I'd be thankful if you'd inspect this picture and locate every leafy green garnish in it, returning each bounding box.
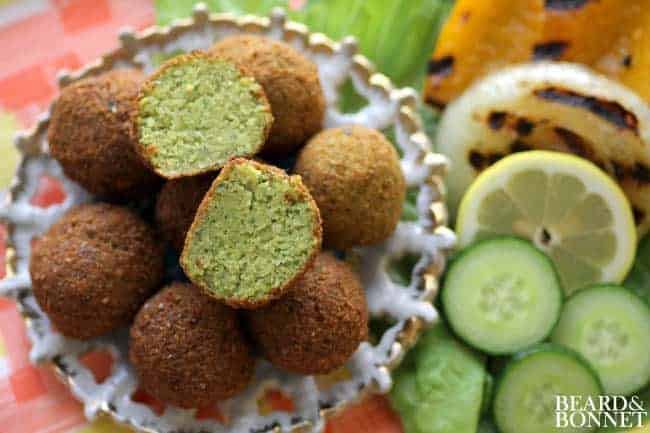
[480,372,494,416]
[419,104,441,151]
[624,234,650,307]
[294,0,453,90]
[337,79,368,113]
[399,187,419,223]
[368,317,397,345]
[387,253,420,286]
[477,418,499,433]
[390,323,486,433]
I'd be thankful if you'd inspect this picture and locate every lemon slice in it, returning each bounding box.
[457,151,637,294]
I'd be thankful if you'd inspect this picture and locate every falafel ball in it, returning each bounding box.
[30,204,165,340]
[129,283,255,407]
[181,158,322,309]
[246,252,368,375]
[210,35,325,156]
[48,69,161,201]
[155,174,214,252]
[294,125,405,250]
[135,52,273,179]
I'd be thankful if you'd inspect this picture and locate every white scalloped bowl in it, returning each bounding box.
[0,6,454,433]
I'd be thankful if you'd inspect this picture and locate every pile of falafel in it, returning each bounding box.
[30,35,406,409]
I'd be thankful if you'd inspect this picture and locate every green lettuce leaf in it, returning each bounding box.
[624,234,650,307]
[292,0,453,89]
[390,323,486,433]
[155,0,288,27]
[477,418,498,433]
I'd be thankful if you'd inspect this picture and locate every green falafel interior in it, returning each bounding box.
[181,158,322,308]
[136,53,273,178]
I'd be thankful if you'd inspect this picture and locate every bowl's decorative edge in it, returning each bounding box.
[0,4,456,433]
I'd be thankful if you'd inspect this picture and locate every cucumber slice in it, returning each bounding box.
[390,324,485,433]
[551,285,650,395]
[493,344,603,433]
[442,236,563,354]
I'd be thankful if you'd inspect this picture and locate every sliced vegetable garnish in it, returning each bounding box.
[551,285,650,395]
[456,151,637,294]
[442,236,562,354]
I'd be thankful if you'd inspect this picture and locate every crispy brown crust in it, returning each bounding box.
[134,51,274,179]
[245,252,368,374]
[129,283,255,407]
[29,204,165,340]
[47,69,162,201]
[209,35,325,156]
[155,173,215,252]
[180,158,322,309]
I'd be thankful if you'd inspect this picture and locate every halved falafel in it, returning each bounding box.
[246,252,368,375]
[210,35,325,156]
[30,204,164,339]
[294,125,406,250]
[129,283,255,407]
[48,69,161,201]
[135,52,273,178]
[181,158,322,309]
[155,173,215,252]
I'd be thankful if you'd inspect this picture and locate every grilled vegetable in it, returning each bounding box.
[436,62,650,235]
[539,0,642,65]
[540,0,650,101]
[425,0,650,105]
[423,0,544,107]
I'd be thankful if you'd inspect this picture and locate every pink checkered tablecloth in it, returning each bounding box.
[0,2,155,432]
